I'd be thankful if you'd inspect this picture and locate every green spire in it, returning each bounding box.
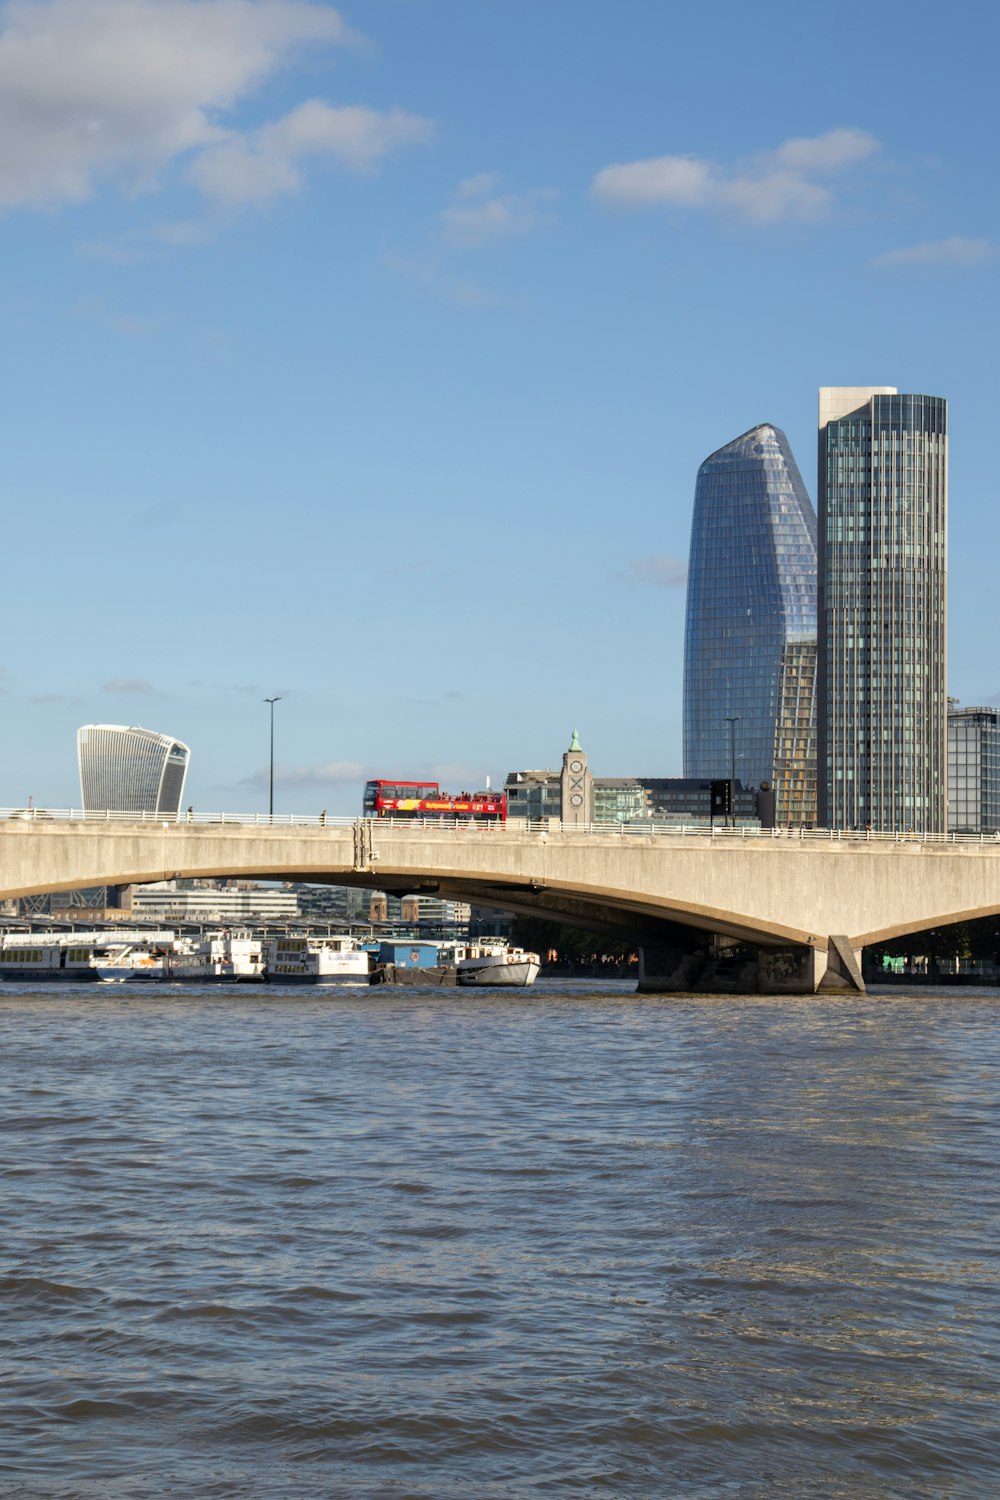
[569,729,582,751]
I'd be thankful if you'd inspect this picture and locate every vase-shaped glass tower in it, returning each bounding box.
[683,424,818,824]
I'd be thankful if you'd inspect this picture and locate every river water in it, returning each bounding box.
[1,982,999,1498]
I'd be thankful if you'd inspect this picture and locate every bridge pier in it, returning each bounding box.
[639,937,866,996]
[755,940,864,994]
[637,943,710,994]
[756,945,822,994]
[813,935,866,994]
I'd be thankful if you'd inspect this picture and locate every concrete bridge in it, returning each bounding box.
[3,812,1000,992]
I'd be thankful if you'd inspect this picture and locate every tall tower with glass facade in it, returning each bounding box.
[683,424,818,824]
[817,387,947,832]
[77,725,190,816]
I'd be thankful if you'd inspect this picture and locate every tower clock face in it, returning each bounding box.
[570,792,584,807]
[569,759,584,773]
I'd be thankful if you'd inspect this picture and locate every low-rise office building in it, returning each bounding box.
[129,881,300,922]
[948,703,1000,834]
[504,769,761,826]
[294,885,371,923]
[400,895,472,926]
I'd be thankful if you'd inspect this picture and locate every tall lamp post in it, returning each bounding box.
[264,696,281,820]
[725,716,740,828]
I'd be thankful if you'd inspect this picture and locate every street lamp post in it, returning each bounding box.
[725,716,740,828]
[264,696,282,820]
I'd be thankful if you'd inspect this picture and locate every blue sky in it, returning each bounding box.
[2,0,997,812]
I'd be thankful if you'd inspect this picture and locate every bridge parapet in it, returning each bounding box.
[3,806,1000,848]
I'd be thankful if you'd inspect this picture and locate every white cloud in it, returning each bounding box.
[441,173,556,248]
[592,127,879,224]
[592,155,713,209]
[0,0,427,213]
[624,555,688,589]
[190,99,433,204]
[771,128,878,173]
[719,170,831,224]
[454,171,500,200]
[154,219,215,247]
[242,760,365,791]
[871,236,995,270]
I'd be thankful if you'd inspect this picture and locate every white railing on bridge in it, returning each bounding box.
[0,808,359,828]
[1,807,999,848]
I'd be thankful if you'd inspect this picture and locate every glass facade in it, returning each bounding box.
[948,705,1000,834]
[77,724,190,816]
[641,778,759,824]
[593,782,647,822]
[683,424,818,824]
[504,771,563,820]
[818,390,947,832]
[503,772,760,825]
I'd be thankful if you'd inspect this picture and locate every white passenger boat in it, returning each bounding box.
[0,937,100,983]
[169,932,264,982]
[93,940,172,982]
[454,942,540,987]
[265,935,370,985]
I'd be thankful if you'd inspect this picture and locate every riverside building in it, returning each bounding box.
[948,703,1000,834]
[683,424,818,825]
[77,724,190,816]
[505,769,762,827]
[128,881,299,922]
[817,388,947,833]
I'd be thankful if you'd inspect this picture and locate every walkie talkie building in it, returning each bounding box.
[683,424,818,825]
[77,725,190,816]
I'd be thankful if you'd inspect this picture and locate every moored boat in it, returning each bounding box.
[0,936,100,983]
[169,932,265,982]
[264,935,369,985]
[368,940,540,987]
[368,940,455,986]
[93,940,172,982]
[455,942,540,987]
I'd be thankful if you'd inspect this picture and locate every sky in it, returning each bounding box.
[1,0,998,814]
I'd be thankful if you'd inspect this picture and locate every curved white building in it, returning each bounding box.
[77,725,190,816]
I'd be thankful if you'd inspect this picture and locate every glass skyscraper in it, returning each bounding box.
[77,724,190,816]
[683,424,818,824]
[818,388,947,833]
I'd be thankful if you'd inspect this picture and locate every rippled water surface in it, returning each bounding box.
[2,983,1000,1497]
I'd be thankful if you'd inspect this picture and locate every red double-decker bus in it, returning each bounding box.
[363,779,507,822]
